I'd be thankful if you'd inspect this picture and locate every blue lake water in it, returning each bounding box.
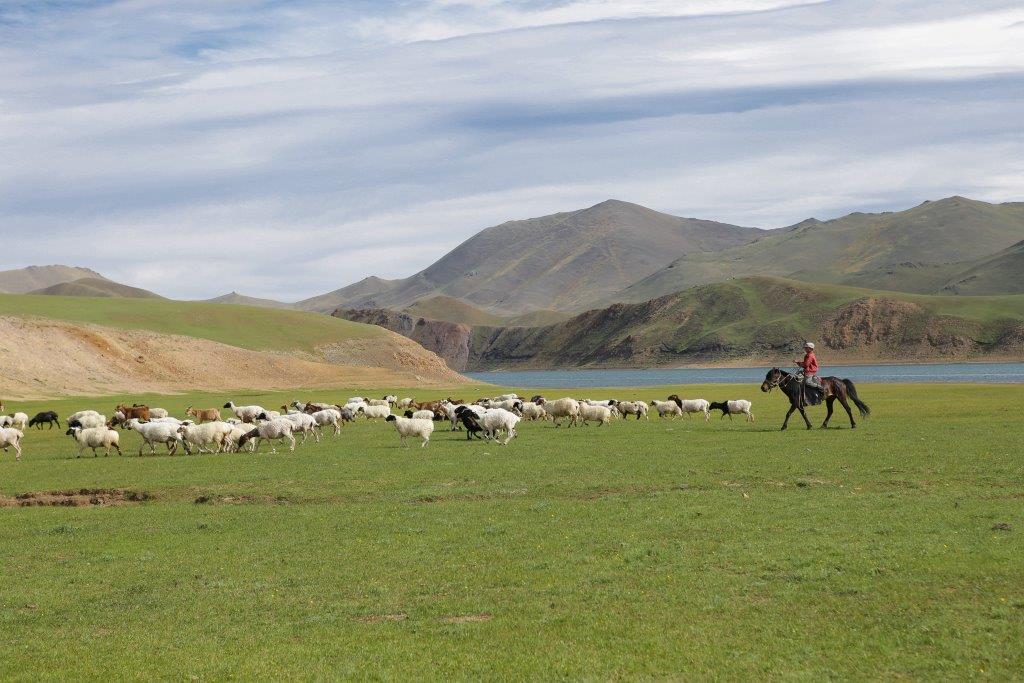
[466,362,1024,388]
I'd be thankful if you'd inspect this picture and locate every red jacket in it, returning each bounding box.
[799,350,818,374]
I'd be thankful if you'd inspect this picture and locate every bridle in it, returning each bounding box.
[763,369,795,393]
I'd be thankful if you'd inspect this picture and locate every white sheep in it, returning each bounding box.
[148,408,169,419]
[518,401,548,421]
[10,412,28,430]
[539,398,580,427]
[494,393,519,401]
[478,408,521,445]
[148,416,184,426]
[309,408,343,436]
[407,409,435,421]
[69,413,107,430]
[223,401,265,424]
[224,424,257,453]
[396,397,415,409]
[383,394,398,405]
[385,415,435,448]
[67,410,100,423]
[674,398,711,422]
[358,404,391,420]
[126,418,183,456]
[0,427,24,461]
[66,426,121,457]
[651,400,683,419]
[237,419,296,453]
[616,401,649,420]
[281,411,319,444]
[177,421,234,454]
[578,402,612,426]
[709,400,754,422]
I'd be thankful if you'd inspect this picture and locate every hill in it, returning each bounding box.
[339,278,1024,370]
[0,294,466,398]
[939,240,1024,295]
[0,265,108,293]
[28,277,163,299]
[300,200,762,314]
[204,291,294,309]
[616,197,1024,302]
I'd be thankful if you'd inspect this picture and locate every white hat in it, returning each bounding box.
[804,341,815,349]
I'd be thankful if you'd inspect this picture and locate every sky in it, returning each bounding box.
[1,0,1022,301]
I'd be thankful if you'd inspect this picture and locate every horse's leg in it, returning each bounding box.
[799,406,812,430]
[781,404,796,430]
[837,392,857,429]
[822,397,835,428]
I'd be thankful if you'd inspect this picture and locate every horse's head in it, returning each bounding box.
[761,367,784,393]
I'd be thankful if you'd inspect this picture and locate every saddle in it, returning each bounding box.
[796,372,824,406]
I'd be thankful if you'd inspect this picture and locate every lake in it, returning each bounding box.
[466,362,1024,388]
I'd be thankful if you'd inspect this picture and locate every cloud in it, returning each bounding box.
[0,0,1022,300]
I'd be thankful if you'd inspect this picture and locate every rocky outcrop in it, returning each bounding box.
[337,308,474,370]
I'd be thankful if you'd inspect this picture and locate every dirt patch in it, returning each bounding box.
[355,613,408,623]
[992,522,1012,531]
[0,488,152,508]
[0,316,468,400]
[440,613,492,623]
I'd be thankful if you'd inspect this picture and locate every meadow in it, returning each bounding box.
[1,383,1022,679]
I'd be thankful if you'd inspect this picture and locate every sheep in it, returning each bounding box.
[404,409,436,421]
[616,401,649,420]
[0,416,10,428]
[66,426,121,457]
[222,401,265,424]
[584,399,619,408]
[147,408,169,419]
[650,400,683,419]
[68,410,100,423]
[148,416,184,426]
[186,406,221,423]
[346,396,368,404]
[224,424,257,453]
[578,402,612,426]
[28,411,60,429]
[454,406,486,440]
[10,412,28,431]
[482,398,523,413]
[338,406,356,424]
[384,415,435,448]
[256,410,281,422]
[538,398,580,427]
[396,397,415,409]
[309,408,343,436]
[357,404,391,420]
[0,428,23,461]
[126,418,183,456]
[177,421,234,454]
[69,413,107,430]
[494,393,519,401]
[280,411,319,444]
[438,401,461,430]
[708,400,754,422]
[518,401,548,421]
[383,394,398,406]
[237,420,296,454]
[477,408,521,445]
[667,396,711,422]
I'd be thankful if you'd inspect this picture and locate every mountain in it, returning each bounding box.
[204,291,293,309]
[29,277,162,299]
[0,265,108,294]
[301,200,762,314]
[338,277,1024,370]
[939,240,1024,295]
[402,295,505,325]
[617,197,1024,302]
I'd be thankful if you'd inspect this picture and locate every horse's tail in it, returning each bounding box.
[842,379,870,417]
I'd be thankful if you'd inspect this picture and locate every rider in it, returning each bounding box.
[795,341,821,390]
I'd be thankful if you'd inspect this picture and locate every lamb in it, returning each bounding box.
[66,425,121,457]
[384,415,435,448]
[383,394,398,406]
[357,404,391,420]
[177,421,234,454]
[518,401,548,421]
[708,400,754,422]
[126,418,183,456]
[0,428,23,461]
[237,419,296,453]
[650,400,683,419]
[222,401,265,424]
[616,401,649,420]
[477,408,521,445]
[186,406,221,423]
[538,398,580,427]
[28,411,60,429]
[280,411,319,444]
[309,408,343,436]
[10,412,28,431]
[224,424,257,453]
[667,396,710,422]
[584,399,619,408]
[578,402,612,426]
[69,413,107,430]
[405,409,436,421]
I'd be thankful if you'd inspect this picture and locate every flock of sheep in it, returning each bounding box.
[0,392,755,460]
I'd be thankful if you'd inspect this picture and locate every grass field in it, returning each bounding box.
[1,384,1022,679]
[0,294,381,352]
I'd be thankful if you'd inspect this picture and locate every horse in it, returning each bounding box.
[760,368,870,430]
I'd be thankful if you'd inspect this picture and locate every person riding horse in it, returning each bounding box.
[795,342,822,392]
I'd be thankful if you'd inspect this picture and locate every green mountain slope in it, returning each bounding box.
[939,240,1024,295]
[203,291,294,309]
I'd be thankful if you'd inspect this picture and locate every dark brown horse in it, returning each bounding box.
[761,368,870,430]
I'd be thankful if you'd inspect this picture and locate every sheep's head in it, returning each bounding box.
[223,402,232,409]
[385,415,397,423]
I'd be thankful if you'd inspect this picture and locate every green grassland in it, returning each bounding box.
[0,294,382,353]
[1,383,1022,679]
